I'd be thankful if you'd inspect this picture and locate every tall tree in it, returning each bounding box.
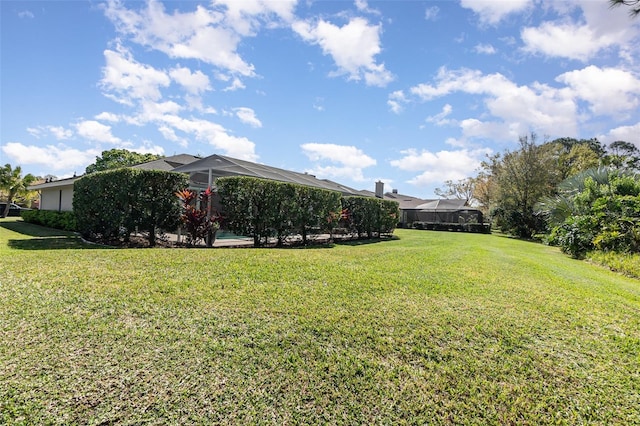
[545,137,605,179]
[85,149,163,174]
[434,177,476,204]
[609,0,640,17]
[0,164,36,218]
[605,140,640,170]
[486,133,559,238]
[472,171,498,215]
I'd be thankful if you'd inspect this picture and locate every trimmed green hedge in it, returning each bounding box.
[341,196,399,239]
[73,168,188,246]
[216,176,342,247]
[216,177,398,247]
[21,209,77,231]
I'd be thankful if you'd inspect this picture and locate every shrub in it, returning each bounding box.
[216,176,343,247]
[73,168,188,246]
[176,187,220,247]
[21,209,77,231]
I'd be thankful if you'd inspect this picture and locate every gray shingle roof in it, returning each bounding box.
[131,154,201,171]
[172,154,364,196]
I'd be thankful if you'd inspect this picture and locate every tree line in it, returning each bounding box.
[437,134,640,257]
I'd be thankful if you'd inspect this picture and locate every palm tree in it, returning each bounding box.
[0,164,36,218]
[536,167,613,226]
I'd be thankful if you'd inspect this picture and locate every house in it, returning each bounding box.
[171,154,366,196]
[27,154,201,212]
[27,153,368,212]
[361,181,484,228]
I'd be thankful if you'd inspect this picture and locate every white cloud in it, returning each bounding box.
[103,0,258,77]
[25,125,73,140]
[169,66,211,94]
[474,43,496,55]
[1,142,100,172]
[293,17,394,87]
[301,142,376,182]
[26,127,43,138]
[424,6,439,21]
[387,90,407,114]
[47,126,73,140]
[521,1,638,62]
[156,114,257,160]
[234,107,262,128]
[94,112,120,122]
[460,0,531,25]
[301,143,376,168]
[222,76,246,91]
[426,104,454,126]
[122,141,165,156]
[407,67,578,140]
[556,65,640,116]
[390,148,492,187]
[521,23,618,62]
[75,120,122,144]
[100,46,170,104]
[212,0,297,35]
[600,122,640,147]
[18,10,34,19]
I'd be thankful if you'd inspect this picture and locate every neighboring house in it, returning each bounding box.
[411,199,484,225]
[361,181,484,227]
[27,154,201,212]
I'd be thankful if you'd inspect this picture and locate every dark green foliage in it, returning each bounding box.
[292,185,342,244]
[545,170,640,258]
[85,149,163,174]
[341,197,399,239]
[216,177,395,247]
[21,209,77,231]
[73,169,188,246]
[216,176,343,247]
[483,134,559,239]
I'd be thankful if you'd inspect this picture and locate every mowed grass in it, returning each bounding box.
[1,219,639,425]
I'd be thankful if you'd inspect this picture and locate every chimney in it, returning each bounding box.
[375,181,384,198]
[392,189,398,194]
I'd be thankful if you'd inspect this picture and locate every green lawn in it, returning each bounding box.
[1,218,639,425]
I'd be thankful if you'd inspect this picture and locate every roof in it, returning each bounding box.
[358,190,431,210]
[415,199,473,211]
[131,154,201,171]
[28,175,80,190]
[28,153,200,190]
[172,154,364,196]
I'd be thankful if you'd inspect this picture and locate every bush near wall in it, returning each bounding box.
[21,209,77,231]
[73,168,188,246]
[341,196,399,239]
[216,176,343,247]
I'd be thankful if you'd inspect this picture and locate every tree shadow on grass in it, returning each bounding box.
[1,221,105,250]
[334,235,400,247]
[7,237,102,250]
[0,221,73,237]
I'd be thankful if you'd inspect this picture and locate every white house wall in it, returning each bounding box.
[40,185,74,211]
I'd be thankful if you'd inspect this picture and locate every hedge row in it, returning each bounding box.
[73,168,188,246]
[411,221,491,233]
[21,209,77,231]
[216,176,342,247]
[341,196,399,239]
[216,176,400,247]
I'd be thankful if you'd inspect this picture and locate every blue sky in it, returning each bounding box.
[1,0,639,198]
